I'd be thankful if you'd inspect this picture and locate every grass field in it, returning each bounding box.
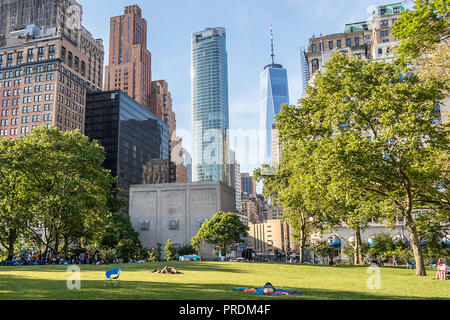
[0,261,448,300]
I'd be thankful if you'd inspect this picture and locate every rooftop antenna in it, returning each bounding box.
[270,24,275,65]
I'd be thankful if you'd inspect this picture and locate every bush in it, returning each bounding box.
[310,240,334,259]
[178,245,196,256]
[164,239,177,261]
[367,232,395,260]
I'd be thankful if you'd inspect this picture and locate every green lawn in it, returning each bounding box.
[0,262,448,300]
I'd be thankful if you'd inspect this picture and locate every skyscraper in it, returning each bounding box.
[104,5,152,111]
[191,27,230,184]
[260,26,289,165]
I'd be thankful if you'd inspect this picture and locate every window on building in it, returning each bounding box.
[311,59,319,73]
[346,39,351,47]
[329,41,333,49]
[337,40,342,48]
[355,37,360,46]
[311,44,316,52]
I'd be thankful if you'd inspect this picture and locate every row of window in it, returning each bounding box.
[0,64,87,91]
[61,46,86,76]
[21,94,54,103]
[312,37,363,52]
[1,99,20,107]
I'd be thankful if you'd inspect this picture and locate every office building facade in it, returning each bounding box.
[183,148,193,183]
[191,27,230,185]
[85,90,169,202]
[0,0,104,92]
[0,29,100,139]
[260,64,289,166]
[150,79,188,183]
[104,5,152,111]
[248,219,299,259]
[303,3,405,84]
[241,173,257,198]
[260,26,289,166]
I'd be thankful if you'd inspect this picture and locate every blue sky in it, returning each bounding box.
[78,0,412,175]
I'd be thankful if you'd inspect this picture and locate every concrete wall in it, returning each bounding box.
[129,182,236,258]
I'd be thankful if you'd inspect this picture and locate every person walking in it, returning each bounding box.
[79,252,85,265]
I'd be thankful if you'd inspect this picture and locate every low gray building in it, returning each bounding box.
[129,182,236,255]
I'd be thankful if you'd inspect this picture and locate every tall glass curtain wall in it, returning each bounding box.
[118,92,169,196]
[191,28,230,184]
[260,66,289,165]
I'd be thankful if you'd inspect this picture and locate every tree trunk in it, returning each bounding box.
[405,215,426,276]
[7,228,17,256]
[298,224,307,263]
[353,229,360,265]
[356,229,363,265]
[63,235,70,260]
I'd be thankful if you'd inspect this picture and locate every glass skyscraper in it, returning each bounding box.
[85,90,170,207]
[260,63,289,165]
[191,27,230,184]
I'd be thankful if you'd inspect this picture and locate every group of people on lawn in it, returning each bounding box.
[366,256,448,280]
[1,250,118,266]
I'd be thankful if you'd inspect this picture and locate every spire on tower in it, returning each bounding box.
[270,24,275,65]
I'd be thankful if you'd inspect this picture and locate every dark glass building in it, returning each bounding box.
[85,90,170,205]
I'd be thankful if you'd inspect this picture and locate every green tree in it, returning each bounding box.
[393,0,449,67]
[0,139,33,256]
[164,239,177,261]
[276,54,449,276]
[254,163,329,263]
[309,240,334,260]
[191,212,248,257]
[367,233,395,261]
[150,243,163,262]
[98,211,142,261]
[3,127,114,259]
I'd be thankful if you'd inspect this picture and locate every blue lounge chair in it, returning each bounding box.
[105,268,121,287]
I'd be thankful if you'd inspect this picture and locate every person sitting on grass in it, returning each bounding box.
[368,256,379,266]
[380,257,389,266]
[329,257,336,267]
[433,259,448,281]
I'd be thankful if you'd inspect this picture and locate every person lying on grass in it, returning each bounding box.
[262,283,288,295]
[152,266,183,274]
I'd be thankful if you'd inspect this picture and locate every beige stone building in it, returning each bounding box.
[267,206,284,220]
[241,193,263,224]
[129,182,236,259]
[304,3,404,83]
[248,219,298,258]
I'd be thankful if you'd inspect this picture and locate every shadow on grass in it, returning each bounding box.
[0,273,446,301]
[0,261,249,274]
